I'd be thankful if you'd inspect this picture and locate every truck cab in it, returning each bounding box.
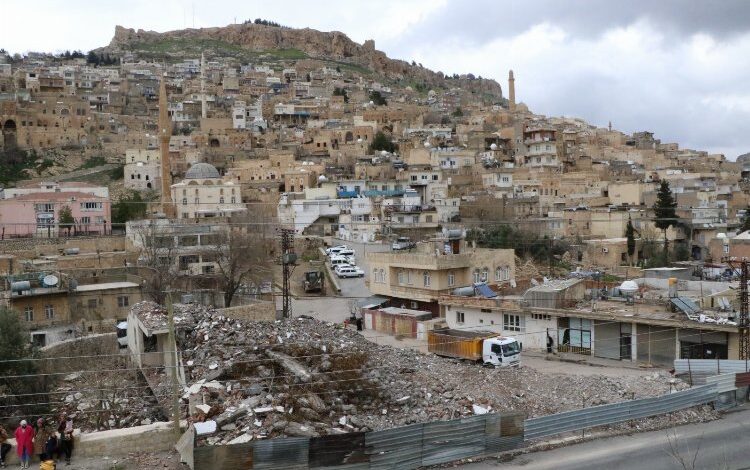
[482,337,521,367]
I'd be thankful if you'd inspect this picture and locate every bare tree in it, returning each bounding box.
[132,221,178,305]
[664,427,705,470]
[207,217,275,307]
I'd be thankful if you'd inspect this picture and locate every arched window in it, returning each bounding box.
[219,197,225,204]
[481,268,489,283]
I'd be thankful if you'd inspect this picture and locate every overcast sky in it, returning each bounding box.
[2,0,750,158]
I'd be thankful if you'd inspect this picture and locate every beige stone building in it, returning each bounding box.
[366,236,515,315]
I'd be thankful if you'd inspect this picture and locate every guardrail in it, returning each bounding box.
[674,359,750,384]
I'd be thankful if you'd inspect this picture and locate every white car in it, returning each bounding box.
[326,245,350,256]
[335,265,365,278]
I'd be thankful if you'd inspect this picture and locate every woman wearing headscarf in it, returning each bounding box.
[13,420,34,469]
[32,418,51,461]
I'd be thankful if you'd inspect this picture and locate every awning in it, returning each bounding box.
[358,295,389,309]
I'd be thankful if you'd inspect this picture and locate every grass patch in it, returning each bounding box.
[76,156,108,170]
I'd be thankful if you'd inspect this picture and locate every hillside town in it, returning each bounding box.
[0,17,749,470]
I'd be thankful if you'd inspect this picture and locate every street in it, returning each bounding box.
[460,408,750,470]
[285,239,389,323]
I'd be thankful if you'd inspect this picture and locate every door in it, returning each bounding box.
[620,334,632,360]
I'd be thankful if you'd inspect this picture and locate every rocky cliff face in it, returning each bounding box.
[102,24,503,99]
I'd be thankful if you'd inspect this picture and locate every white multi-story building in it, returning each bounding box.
[171,163,246,219]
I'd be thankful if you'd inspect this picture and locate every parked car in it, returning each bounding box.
[326,245,350,256]
[330,256,353,268]
[335,265,365,278]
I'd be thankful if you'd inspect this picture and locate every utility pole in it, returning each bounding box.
[165,291,182,441]
[724,257,749,362]
[279,228,296,318]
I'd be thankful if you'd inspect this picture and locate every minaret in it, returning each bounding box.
[508,70,516,112]
[158,75,174,217]
[200,52,207,119]
[608,121,612,132]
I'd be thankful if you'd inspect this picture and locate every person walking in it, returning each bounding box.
[13,420,34,469]
[0,425,11,468]
[32,419,50,462]
[56,414,73,466]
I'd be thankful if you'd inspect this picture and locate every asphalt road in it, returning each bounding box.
[287,239,390,323]
[461,408,750,470]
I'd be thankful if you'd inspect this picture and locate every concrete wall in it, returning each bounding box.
[4,421,178,464]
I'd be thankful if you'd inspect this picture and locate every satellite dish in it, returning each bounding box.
[490,143,498,150]
[424,141,431,148]
[43,275,59,287]
[381,150,388,156]
[318,175,328,183]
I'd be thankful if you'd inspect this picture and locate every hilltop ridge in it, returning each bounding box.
[97,23,504,99]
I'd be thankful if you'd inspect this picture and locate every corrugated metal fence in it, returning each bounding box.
[674,359,750,384]
[188,412,524,470]
[524,383,717,440]
[184,368,750,469]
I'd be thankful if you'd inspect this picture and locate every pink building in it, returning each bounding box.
[0,191,111,238]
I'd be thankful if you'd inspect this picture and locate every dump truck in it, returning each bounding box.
[427,329,521,367]
[302,271,324,293]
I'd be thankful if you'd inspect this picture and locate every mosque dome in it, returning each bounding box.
[185,163,220,179]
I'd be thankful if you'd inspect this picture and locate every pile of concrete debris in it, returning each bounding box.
[176,306,717,446]
[51,364,167,432]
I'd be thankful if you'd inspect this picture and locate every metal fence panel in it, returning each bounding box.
[736,372,750,387]
[194,443,253,470]
[484,413,524,454]
[525,384,718,440]
[251,437,309,470]
[674,360,750,384]
[705,374,738,394]
[421,416,487,467]
[365,423,424,470]
[308,433,368,469]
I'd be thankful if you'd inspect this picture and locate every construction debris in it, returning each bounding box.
[175,305,717,446]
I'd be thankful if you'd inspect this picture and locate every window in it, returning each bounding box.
[182,198,187,205]
[24,306,33,322]
[473,269,481,283]
[495,266,510,282]
[724,244,729,254]
[426,215,433,223]
[373,268,378,282]
[481,268,488,282]
[34,203,54,212]
[503,313,521,332]
[81,202,102,211]
[44,305,54,319]
[80,216,91,224]
[407,271,413,285]
[117,296,129,307]
[219,197,225,204]
[423,271,431,287]
[398,270,406,285]
[456,311,465,323]
[88,299,97,309]
[448,272,455,287]
[410,301,418,309]
[230,197,236,203]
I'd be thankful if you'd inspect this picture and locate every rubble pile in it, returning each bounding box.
[176,306,717,446]
[51,364,167,432]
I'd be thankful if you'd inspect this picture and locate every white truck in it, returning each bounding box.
[427,329,521,367]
